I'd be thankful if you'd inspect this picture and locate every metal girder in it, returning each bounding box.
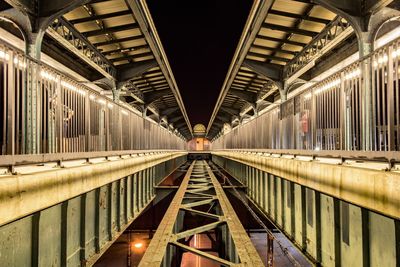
[102,44,148,56]
[4,0,35,15]
[213,120,224,128]
[256,34,306,47]
[242,59,282,81]
[169,115,184,124]
[143,89,171,105]
[216,113,231,123]
[47,17,116,79]
[69,10,131,24]
[268,9,331,24]
[220,106,241,116]
[0,153,187,266]
[5,0,89,18]
[251,44,297,55]
[139,161,264,267]
[40,0,89,17]
[110,52,153,62]
[247,52,290,62]
[256,99,272,112]
[366,0,394,13]
[117,59,158,85]
[284,16,353,83]
[262,22,318,37]
[219,109,236,121]
[160,107,179,117]
[174,121,188,129]
[148,113,159,122]
[94,35,143,47]
[82,23,139,37]
[120,91,145,104]
[229,89,257,104]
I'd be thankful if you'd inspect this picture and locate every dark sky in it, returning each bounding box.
[147,0,253,126]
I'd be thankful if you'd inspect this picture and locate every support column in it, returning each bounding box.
[112,81,120,103]
[25,31,46,154]
[358,31,374,151]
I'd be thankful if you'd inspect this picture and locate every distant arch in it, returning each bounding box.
[193,124,206,134]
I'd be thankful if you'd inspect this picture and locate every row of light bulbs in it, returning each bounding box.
[303,68,362,100]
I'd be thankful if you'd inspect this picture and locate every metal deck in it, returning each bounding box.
[139,160,264,267]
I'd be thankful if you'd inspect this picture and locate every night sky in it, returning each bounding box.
[147,0,253,126]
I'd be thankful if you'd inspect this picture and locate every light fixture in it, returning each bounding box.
[133,242,143,249]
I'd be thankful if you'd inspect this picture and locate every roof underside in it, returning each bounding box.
[58,0,192,139]
[206,0,341,139]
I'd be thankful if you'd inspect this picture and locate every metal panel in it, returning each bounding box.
[0,155,187,267]
[39,204,62,267]
[0,216,32,267]
[139,160,264,267]
[213,155,400,266]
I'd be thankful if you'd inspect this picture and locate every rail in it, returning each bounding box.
[0,39,185,156]
[213,35,400,152]
[139,160,264,266]
[0,149,184,167]
[213,148,400,164]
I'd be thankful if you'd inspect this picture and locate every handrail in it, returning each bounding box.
[214,149,400,163]
[0,149,186,167]
[0,37,186,156]
[212,34,400,152]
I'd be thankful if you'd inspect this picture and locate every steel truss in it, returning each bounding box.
[139,160,264,267]
[284,16,353,83]
[47,17,117,80]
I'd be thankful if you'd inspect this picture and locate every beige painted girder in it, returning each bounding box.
[0,151,187,227]
[212,151,400,220]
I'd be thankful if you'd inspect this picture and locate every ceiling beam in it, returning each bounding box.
[110,52,153,62]
[220,106,241,116]
[102,44,149,56]
[169,115,184,124]
[269,9,331,24]
[365,0,394,14]
[143,89,171,105]
[251,44,297,55]
[216,113,231,123]
[256,35,306,47]
[69,10,131,24]
[262,22,318,37]
[229,89,257,103]
[117,59,158,85]
[160,107,179,117]
[95,35,144,47]
[83,23,139,37]
[247,52,290,62]
[212,121,224,128]
[242,59,283,81]
[175,121,187,129]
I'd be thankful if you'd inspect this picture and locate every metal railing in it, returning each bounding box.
[213,36,400,152]
[0,40,185,156]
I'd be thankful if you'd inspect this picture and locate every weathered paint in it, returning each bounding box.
[212,151,400,220]
[0,152,187,227]
[0,154,187,267]
[213,154,400,267]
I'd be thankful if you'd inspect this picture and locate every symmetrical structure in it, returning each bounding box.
[0,0,400,266]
